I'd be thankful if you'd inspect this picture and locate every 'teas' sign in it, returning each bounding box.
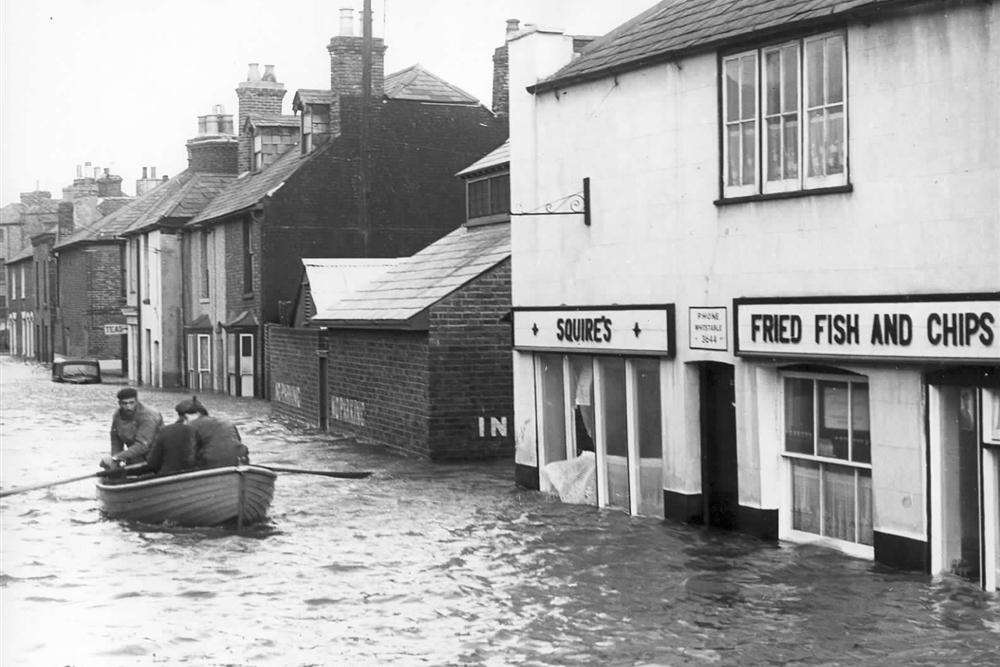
[735,295,1000,361]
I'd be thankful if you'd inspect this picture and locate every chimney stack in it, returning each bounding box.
[136,166,162,196]
[187,108,239,174]
[492,19,519,118]
[235,62,286,172]
[97,169,124,197]
[327,7,386,136]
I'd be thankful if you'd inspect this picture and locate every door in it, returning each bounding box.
[700,362,739,529]
[239,334,254,397]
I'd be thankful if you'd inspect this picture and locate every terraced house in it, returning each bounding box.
[508,0,999,590]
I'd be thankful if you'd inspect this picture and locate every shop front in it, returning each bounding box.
[735,293,999,589]
[513,305,675,518]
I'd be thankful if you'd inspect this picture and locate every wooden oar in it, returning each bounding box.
[255,465,373,479]
[0,470,110,498]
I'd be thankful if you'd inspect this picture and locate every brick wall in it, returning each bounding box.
[187,137,239,174]
[266,324,321,427]
[56,242,125,359]
[325,329,430,456]
[236,82,286,173]
[327,35,386,136]
[427,258,513,460]
[224,215,261,317]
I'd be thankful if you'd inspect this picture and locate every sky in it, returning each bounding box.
[1,0,660,203]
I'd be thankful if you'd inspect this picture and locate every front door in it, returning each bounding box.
[700,362,739,529]
[238,333,254,397]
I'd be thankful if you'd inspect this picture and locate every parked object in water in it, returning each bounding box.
[51,359,102,384]
[96,465,276,527]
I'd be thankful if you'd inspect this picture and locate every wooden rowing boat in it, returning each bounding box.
[96,465,277,527]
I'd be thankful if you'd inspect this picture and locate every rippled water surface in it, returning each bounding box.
[2,358,998,665]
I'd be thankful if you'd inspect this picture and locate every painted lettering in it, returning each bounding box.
[815,314,860,345]
[928,311,996,347]
[555,316,613,343]
[870,313,913,346]
[751,314,802,344]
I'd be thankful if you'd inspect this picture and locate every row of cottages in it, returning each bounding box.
[5,171,133,361]
[124,12,508,403]
[507,0,999,592]
[268,140,513,459]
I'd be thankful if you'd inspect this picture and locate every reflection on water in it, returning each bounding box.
[2,359,999,665]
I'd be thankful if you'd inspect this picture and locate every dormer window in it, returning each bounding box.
[301,111,313,154]
[466,172,510,224]
[253,133,264,171]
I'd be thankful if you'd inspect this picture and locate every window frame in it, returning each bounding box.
[465,171,511,225]
[719,30,849,202]
[199,229,210,301]
[242,218,254,295]
[253,132,263,171]
[779,369,873,559]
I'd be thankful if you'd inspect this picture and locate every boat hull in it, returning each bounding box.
[96,465,276,526]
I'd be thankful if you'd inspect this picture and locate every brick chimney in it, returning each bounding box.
[327,7,386,136]
[135,166,162,196]
[186,106,239,173]
[235,63,286,172]
[19,190,52,207]
[492,19,519,117]
[97,168,124,197]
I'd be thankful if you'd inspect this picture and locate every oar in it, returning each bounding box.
[0,464,146,498]
[255,465,372,479]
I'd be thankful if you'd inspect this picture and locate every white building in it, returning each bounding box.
[508,0,999,590]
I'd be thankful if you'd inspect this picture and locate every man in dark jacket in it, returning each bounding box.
[138,420,197,476]
[175,397,250,469]
[100,387,163,469]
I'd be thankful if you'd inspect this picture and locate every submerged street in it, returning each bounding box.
[1,357,998,665]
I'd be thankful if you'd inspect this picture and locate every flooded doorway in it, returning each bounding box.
[699,362,738,529]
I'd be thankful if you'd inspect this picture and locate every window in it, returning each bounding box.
[253,133,263,170]
[301,110,313,154]
[722,32,847,199]
[20,265,25,298]
[242,218,253,294]
[200,229,210,300]
[783,373,872,549]
[466,173,510,221]
[141,235,150,298]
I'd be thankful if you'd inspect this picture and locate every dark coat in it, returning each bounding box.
[190,417,249,469]
[110,402,164,463]
[143,422,197,475]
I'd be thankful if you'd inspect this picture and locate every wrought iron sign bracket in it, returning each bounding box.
[511,177,591,226]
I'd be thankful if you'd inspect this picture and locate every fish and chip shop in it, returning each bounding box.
[512,294,1000,591]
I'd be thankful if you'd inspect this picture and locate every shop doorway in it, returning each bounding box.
[699,362,739,529]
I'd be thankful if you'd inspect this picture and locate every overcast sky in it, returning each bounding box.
[1,0,658,203]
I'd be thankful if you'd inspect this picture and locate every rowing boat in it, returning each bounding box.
[96,465,277,527]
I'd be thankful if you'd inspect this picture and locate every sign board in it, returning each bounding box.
[273,382,301,408]
[513,306,675,356]
[689,307,728,351]
[103,324,128,336]
[735,295,1000,362]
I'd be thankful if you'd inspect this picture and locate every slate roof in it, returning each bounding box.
[293,89,334,109]
[456,140,510,178]
[7,244,34,263]
[384,65,480,104]
[53,196,146,250]
[311,222,510,326]
[188,143,310,225]
[303,259,399,315]
[532,0,901,93]
[120,170,238,235]
[246,112,300,129]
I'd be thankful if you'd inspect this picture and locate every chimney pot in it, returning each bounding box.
[247,63,261,81]
[262,65,276,82]
[150,166,156,178]
[162,175,168,181]
[93,166,101,179]
[76,164,82,178]
[505,18,520,36]
[85,161,92,167]
[213,103,225,114]
[104,168,110,177]
[142,167,148,179]
[339,8,354,36]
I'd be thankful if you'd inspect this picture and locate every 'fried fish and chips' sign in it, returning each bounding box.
[735,296,1000,362]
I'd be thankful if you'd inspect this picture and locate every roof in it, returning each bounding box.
[293,89,334,108]
[53,196,143,249]
[302,258,399,314]
[532,0,899,93]
[456,140,510,177]
[115,169,238,234]
[188,142,309,225]
[246,113,300,129]
[384,65,480,104]
[7,244,34,263]
[311,222,510,326]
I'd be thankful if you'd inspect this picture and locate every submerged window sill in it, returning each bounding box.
[715,184,853,207]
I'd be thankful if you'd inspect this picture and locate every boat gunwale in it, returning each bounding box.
[96,465,276,492]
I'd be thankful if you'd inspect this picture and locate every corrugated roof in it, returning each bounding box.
[303,258,399,314]
[246,112,300,128]
[532,0,896,93]
[384,64,480,104]
[188,142,310,225]
[312,222,510,325]
[457,140,510,177]
[120,170,238,234]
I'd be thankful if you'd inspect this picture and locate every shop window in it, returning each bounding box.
[783,372,872,548]
[721,31,847,199]
[599,357,629,511]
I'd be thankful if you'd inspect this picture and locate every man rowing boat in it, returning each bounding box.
[174,397,250,468]
[100,388,163,470]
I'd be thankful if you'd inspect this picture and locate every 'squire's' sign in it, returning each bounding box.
[513,306,675,356]
[735,295,1000,362]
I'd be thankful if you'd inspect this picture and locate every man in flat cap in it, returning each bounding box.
[100,387,164,470]
[175,396,249,469]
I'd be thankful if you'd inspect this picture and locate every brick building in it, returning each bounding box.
[0,201,27,350]
[182,13,507,399]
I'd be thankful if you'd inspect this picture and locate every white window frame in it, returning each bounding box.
[253,133,263,170]
[779,369,873,559]
[20,265,25,298]
[721,30,848,199]
[761,41,801,193]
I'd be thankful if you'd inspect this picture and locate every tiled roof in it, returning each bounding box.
[532,0,895,92]
[303,258,399,314]
[188,142,310,225]
[53,196,142,249]
[311,222,510,325]
[293,89,334,109]
[246,112,300,128]
[456,140,510,177]
[120,170,238,235]
[7,244,34,263]
[384,65,479,104]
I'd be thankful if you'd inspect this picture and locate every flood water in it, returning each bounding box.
[1,357,998,665]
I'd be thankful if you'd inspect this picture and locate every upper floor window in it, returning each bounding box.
[200,229,211,300]
[242,218,253,294]
[301,111,313,154]
[20,265,26,298]
[721,31,847,199]
[467,172,510,223]
[141,235,151,298]
[253,133,264,171]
